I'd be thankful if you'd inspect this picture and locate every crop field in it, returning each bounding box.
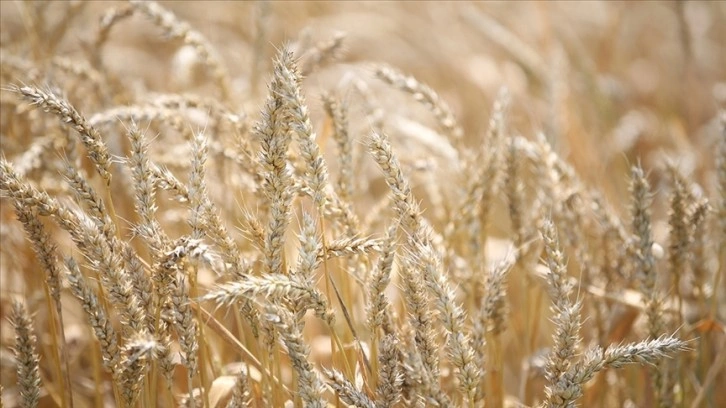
[0,1,724,407]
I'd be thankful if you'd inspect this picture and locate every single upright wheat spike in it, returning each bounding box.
[398,257,439,379]
[172,274,200,405]
[322,93,354,202]
[226,369,252,408]
[541,219,582,406]
[410,235,479,404]
[256,47,295,276]
[128,123,168,254]
[10,301,41,408]
[119,333,158,407]
[688,199,710,302]
[718,111,726,267]
[367,224,397,333]
[630,164,672,406]
[266,305,325,408]
[368,131,421,233]
[64,257,121,377]
[277,48,331,212]
[13,206,62,303]
[666,164,691,298]
[375,334,404,408]
[449,88,508,260]
[482,257,514,336]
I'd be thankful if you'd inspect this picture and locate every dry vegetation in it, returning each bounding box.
[1,1,725,407]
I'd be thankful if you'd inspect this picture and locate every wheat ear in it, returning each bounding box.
[266,305,325,408]
[130,0,231,102]
[10,300,42,408]
[14,85,113,185]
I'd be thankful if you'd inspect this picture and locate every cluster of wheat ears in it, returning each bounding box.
[0,1,725,408]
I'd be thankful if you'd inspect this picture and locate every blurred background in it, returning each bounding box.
[2,1,724,204]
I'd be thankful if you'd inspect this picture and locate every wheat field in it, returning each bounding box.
[0,1,725,407]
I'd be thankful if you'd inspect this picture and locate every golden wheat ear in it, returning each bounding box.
[10,300,42,408]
